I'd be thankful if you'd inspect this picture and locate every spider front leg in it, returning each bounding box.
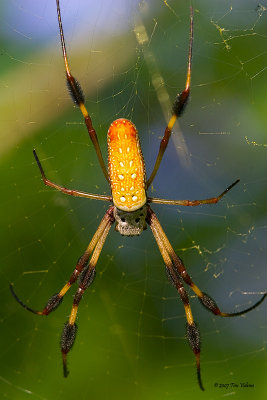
[10,207,114,316]
[148,206,266,316]
[171,247,266,317]
[166,265,204,391]
[147,205,266,390]
[61,218,114,377]
[148,206,266,317]
[147,206,204,390]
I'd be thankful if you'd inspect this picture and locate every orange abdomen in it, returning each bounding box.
[108,119,146,211]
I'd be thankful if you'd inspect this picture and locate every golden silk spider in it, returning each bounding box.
[10,0,266,390]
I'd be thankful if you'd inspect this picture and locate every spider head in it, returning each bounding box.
[114,206,147,236]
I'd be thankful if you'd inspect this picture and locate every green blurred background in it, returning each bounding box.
[1,1,266,399]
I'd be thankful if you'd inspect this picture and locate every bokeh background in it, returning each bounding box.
[1,1,266,399]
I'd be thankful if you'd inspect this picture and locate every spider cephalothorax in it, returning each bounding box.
[10,0,266,391]
[114,206,147,236]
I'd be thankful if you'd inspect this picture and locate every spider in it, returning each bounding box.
[10,0,266,391]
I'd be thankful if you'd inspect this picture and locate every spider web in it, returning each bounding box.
[1,1,266,399]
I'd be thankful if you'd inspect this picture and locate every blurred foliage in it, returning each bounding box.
[1,1,266,399]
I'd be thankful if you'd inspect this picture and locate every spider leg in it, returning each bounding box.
[148,179,240,206]
[146,7,193,189]
[10,207,115,316]
[56,0,109,182]
[147,206,204,390]
[147,206,266,318]
[171,251,266,317]
[33,150,112,202]
[61,218,114,377]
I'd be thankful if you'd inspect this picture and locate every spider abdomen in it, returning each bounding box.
[108,119,146,212]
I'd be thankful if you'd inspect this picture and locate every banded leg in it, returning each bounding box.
[61,220,113,377]
[33,150,112,202]
[147,207,204,390]
[147,205,266,317]
[146,7,193,188]
[10,207,115,316]
[148,179,240,206]
[56,0,109,182]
